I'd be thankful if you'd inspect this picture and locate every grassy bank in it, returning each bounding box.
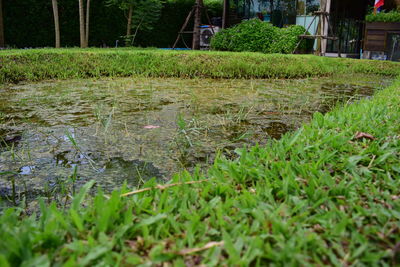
[0,51,399,265]
[0,48,399,84]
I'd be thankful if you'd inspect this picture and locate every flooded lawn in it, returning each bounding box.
[0,74,392,205]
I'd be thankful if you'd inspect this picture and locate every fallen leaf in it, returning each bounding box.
[354,132,375,140]
[178,241,224,255]
[144,125,160,129]
[313,224,324,233]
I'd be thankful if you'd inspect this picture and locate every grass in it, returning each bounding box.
[0,50,400,266]
[0,48,399,84]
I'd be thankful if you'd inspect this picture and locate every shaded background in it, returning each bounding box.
[2,0,222,48]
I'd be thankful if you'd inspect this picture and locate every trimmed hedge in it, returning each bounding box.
[211,19,314,54]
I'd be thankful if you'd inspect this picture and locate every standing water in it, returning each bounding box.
[0,74,392,206]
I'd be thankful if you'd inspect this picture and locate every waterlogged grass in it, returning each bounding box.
[0,77,400,264]
[0,48,400,84]
[0,75,388,206]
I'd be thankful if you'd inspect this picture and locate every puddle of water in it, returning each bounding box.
[0,74,392,206]
[19,165,36,175]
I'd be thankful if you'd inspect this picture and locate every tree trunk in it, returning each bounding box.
[78,0,87,48]
[126,5,133,36]
[0,0,4,48]
[85,0,90,46]
[52,0,60,48]
[222,0,229,29]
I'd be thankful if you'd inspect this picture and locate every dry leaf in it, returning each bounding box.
[249,188,256,194]
[313,224,324,233]
[178,241,224,255]
[354,132,375,140]
[121,179,209,197]
[144,125,161,129]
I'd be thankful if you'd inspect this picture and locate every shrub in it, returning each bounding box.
[211,19,280,53]
[211,19,313,54]
[366,10,400,23]
[272,25,314,54]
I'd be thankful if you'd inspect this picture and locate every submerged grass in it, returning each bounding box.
[0,48,400,84]
[0,51,399,265]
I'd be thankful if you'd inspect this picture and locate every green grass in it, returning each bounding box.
[0,48,399,84]
[0,50,400,266]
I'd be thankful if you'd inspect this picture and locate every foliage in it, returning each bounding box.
[211,19,314,54]
[1,0,221,48]
[134,0,222,48]
[131,0,163,32]
[106,0,163,34]
[203,0,223,17]
[2,0,125,48]
[366,10,400,23]
[272,24,314,53]
[211,19,280,53]
[0,49,399,84]
[0,58,400,265]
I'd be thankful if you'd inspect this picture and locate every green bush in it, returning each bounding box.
[366,10,400,23]
[211,19,279,53]
[273,25,314,54]
[211,19,314,54]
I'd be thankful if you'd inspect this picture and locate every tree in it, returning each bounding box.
[79,0,86,47]
[52,0,61,48]
[79,0,91,47]
[106,0,162,46]
[0,0,4,47]
[85,0,90,45]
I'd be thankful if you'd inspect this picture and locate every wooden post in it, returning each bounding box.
[172,8,194,49]
[192,0,202,50]
[222,0,229,29]
[321,0,331,56]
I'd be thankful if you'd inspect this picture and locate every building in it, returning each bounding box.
[221,0,400,58]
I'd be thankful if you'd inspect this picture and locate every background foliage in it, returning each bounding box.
[211,19,313,54]
[2,0,221,48]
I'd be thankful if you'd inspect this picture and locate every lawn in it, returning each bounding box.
[0,49,399,266]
